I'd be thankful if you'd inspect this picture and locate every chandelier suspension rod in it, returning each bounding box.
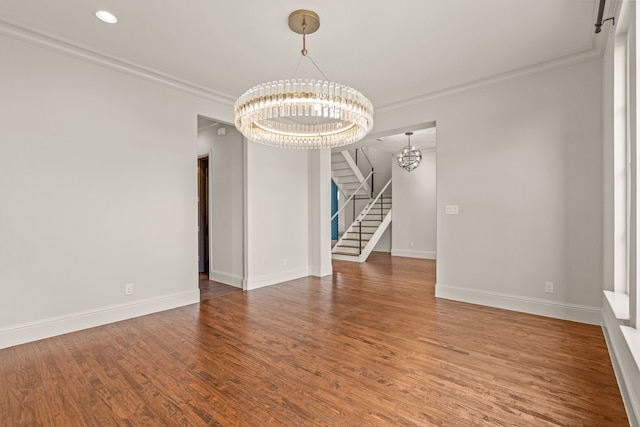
[292,18,329,80]
[233,9,374,149]
[301,22,307,56]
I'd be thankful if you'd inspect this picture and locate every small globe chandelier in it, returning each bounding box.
[396,132,423,172]
[234,10,374,149]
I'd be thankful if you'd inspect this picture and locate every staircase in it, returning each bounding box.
[332,180,392,263]
[331,151,370,198]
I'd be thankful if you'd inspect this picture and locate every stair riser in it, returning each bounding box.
[334,246,361,254]
[361,212,390,218]
[334,178,360,184]
[344,233,374,239]
[332,170,356,177]
[336,242,367,248]
[342,239,370,244]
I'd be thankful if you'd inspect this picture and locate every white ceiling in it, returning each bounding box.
[0,1,610,154]
[367,127,437,153]
[0,0,608,113]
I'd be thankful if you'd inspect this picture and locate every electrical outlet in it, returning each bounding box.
[125,283,134,296]
[282,258,288,267]
[544,281,554,293]
[410,241,414,248]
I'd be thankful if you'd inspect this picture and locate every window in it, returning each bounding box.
[612,0,638,329]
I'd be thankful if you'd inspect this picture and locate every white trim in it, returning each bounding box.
[604,290,631,321]
[310,264,333,277]
[0,18,604,123]
[242,137,249,291]
[435,283,601,325]
[0,290,200,350]
[245,267,310,290]
[621,326,640,372]
[209,270,243,288]
[377,49,602,113]
[332,253,362,262]
[602,296,640,426]
[0,18,235,105]
[391,249,436,260]
[341,151,368,191]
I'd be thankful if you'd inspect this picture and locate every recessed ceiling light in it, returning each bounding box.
[95,10,118,24]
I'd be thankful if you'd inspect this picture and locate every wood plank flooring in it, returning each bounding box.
[199,273,242,300]
[0,253,628,426]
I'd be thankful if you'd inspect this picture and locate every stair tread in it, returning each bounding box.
[332,252,360,256]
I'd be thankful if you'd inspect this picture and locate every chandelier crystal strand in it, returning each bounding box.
[234,78,373,149]
[233,10,373,149]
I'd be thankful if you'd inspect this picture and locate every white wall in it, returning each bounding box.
[392,150,437,259]
[0,34,240,347]
[0,28,322,346]
[197,126,244,287]
[374,57,603,324]
[245,143,310,289]
[367,148,393,196]
[0,11,610,353]
[308,150,333,277]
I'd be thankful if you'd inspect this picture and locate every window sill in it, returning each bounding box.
[604,290,630,321]
[605,291,640,371]
[621,326,640,372]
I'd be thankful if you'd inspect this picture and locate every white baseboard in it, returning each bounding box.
[0,290,200,350]
[602,296,640,426]
[209,269,243,288]
[245,267,310,290]
[435,283,601,325]
[310,264,332,277]
[391,249,436,260]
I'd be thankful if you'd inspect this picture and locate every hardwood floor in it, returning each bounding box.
[0,253,628,426]
[199,273,242,300]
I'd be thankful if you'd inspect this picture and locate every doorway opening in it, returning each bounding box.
[196,115,245,295]
[330,122,437,264]
[198,156,209,274]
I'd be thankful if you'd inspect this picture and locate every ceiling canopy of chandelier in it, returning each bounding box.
[396,132,423,172]
[234,10,374,149]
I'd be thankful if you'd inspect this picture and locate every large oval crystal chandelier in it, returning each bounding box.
[396,132,423,172]
[234,10,374,149]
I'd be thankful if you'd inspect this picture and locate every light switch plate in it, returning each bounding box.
[445,205,459,215]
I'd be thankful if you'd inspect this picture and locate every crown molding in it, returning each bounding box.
[0,18,236,106]
[0,13,615,115]
[376,47,602,114]
[376,0,618,114]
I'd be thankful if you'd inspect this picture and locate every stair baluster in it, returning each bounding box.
[331,178,392,262]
